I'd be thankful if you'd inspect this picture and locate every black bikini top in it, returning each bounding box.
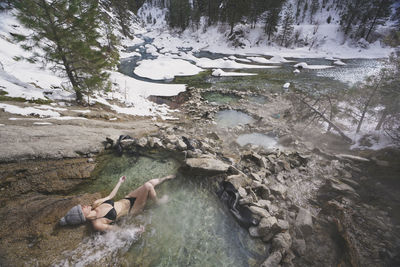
[100,199,117,221]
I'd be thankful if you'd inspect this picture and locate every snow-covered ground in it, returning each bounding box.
[0,4,397,149]
[0,10,185,120]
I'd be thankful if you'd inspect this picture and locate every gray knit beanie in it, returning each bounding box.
[59,205,86,226]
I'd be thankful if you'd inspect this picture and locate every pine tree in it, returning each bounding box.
[110,0,133,38]
[278,8,295,47]
[265,8,281,41]
[221,0,249,35]
[14,0,118,102]
[364,0,393,42]
[168,0,191,30]
[310,0,320,23]
[206,0,221,26]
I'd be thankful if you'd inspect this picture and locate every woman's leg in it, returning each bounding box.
[125,175,175,215]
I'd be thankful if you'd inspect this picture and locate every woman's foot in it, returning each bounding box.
[157,195,169,205]
[164,174,176,180]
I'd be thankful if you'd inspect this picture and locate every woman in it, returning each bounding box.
[59,174,175,231]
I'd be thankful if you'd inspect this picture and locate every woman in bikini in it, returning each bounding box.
[59,174,175,231]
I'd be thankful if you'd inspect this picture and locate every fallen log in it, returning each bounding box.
[299,97,353,144]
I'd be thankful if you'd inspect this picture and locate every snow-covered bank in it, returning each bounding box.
[138,0,395,60]
[0,11,186,119]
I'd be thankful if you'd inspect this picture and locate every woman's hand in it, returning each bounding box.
[120,176,126,183]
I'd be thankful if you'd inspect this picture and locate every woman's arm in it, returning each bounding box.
[93,176,126,208]
[92,219,118,232]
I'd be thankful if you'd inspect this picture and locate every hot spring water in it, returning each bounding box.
[56,153,267,266]
[236,133,278,149]
[215,110,255,128]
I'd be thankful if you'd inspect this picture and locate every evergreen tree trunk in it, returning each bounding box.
[40,0,80,99]
[356,79,381,133]
[375,108,388,130]
[365,0,384,42]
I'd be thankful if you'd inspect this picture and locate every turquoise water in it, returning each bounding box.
[236,133,278,149]
[202,91,240,105]
[215,110,255,128]
[60,153,267,266]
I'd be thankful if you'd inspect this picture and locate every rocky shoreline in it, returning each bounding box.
[0,87,399,266]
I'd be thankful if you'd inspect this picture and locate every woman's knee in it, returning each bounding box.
[143,182,154,191]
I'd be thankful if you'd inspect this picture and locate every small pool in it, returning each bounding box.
[247,95,268,104]
[202,91,240,105]
[236,133,278,149]
[215,110,255,128]
[57,153,267,266]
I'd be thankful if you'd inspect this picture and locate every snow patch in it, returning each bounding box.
[134,56,203,80]
[212,69,257,77]
[0,103,60,118]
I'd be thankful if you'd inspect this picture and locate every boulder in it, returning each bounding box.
[152,137,164,148]
[227,173,252,189]
[258,216,278,241]
[254,199,271,209]
[249,206,271,219]
[278,160,291,171]
[249,226,262,238]
[242,152,268,168]
[238,187,247,198]
[119,139,135,149]
[292,239,306,256]
[269,183,288,198]
[137,137,148,148]
[328,178,359,198]
[185,157,230,175]
[272,232,292,253]
[250,172,262,182]
[295,208,313,237]
[261,251,282,267]
[276,219,290,232]
[176,139,187,151]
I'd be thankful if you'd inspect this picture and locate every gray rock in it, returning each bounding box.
[119,139,135,149]
[176,139,187,151]
[185,157,230,175]
[243,152,267,168]
[340,177,360,189]
[278,135,294,146]
[266,203,280,216]
[261,251,282,267]
[254,199,271,209]
[328,178,359,197]
[276,219,290,232]
[249,226,262,237]
[278,160,291,171]
[275,173,285,183]
[269,183,288,198]
[251,172,262,182]
[152,137,164,148]
[166,143,175,150]
[238,187,247,198]
[272,232,292,253]
[250,206,271,219]
[258,216,278,241]
[165,134,178,144]
[137,137,148,147]
[292,239,306,256]
[267,154,277,162]
[227,173,252,189]
[295,208,313,237]
[239,195,254,205]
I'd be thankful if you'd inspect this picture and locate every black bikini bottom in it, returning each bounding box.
[124,197,136,211]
